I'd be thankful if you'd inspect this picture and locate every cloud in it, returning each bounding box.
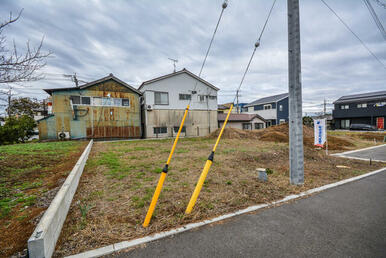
[0,0,385,115]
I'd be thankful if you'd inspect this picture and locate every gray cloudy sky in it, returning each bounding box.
[0,0,385,115]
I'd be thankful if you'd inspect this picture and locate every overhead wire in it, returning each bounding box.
[363,0,386,40]
[143,0,229,228]
[320,0,386,70]
[233,0,277,104]
[185,0,277,215]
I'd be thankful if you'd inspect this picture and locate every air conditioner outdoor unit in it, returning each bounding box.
[58,132,70,140]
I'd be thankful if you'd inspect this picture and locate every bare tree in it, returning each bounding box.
[0,10,51,84]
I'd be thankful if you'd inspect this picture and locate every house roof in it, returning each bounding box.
[333,90,386,104]
[218,113,266,122]
[138,68,220,91]
[43,74,142,96]
[245,93,288,107]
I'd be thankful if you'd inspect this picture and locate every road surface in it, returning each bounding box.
[113,169,386,258]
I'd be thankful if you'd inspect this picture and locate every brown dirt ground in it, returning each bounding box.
[54,128,385,256]
[0,141,87,257]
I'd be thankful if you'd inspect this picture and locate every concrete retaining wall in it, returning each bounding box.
[28,140,94,258]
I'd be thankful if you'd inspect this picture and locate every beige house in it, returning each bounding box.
[139,69,219,138]
[218,113,266,130]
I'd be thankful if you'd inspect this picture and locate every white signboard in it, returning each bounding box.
[314,119,326,147]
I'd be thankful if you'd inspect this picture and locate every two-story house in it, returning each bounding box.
[38,74,142,140]
[332,91,386,130]
[139,68,219,138]
[244,93,289,127]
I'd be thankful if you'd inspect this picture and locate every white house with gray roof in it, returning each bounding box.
[139,68,219,138]
[244,93,289,127]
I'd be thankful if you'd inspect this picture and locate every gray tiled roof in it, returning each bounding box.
[333,90,386,104]
[245,93,288,107]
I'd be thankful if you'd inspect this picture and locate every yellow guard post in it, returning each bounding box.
[185,104,233,214]
[143,106,190,227]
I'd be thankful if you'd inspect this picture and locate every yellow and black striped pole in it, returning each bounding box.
[143,106,190,227]
[185,104,233,214]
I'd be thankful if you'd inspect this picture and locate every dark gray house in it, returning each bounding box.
[244,93,289,127]
[332,91,386,130]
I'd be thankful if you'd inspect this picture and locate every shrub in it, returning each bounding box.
[0,115,36,145]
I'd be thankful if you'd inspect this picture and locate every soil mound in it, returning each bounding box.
[209,128,260,139]
[209,123,354,150]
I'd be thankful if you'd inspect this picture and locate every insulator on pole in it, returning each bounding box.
[222,0,228,9]
[255,40,260,48]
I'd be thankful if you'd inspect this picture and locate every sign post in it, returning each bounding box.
[314,118,327,154]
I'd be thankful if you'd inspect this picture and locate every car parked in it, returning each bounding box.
[349,124,377,131]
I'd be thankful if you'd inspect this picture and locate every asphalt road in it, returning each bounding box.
[113,169,386,258]
[340,144,386,162]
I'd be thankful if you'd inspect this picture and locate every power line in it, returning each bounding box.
[363,0,386,40]
[320,0,386,69]
[233,0,277,104]
[372,0,386,9]
[198,0,228,77]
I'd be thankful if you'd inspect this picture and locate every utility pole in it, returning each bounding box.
[288,0,304,185]
[236,89,239,113]
[168,58,178,72]
[73,73,79,87]
[323,98,326,115]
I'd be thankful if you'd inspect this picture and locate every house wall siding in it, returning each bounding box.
[141,73,217,110]
[38,79,141,140]
[144,109,217,138]
[141,72,219,138]
[277,97,289,124]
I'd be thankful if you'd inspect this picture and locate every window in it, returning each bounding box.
[70,96,81,105]
[154,127,167,134]
[264,104,272,110]
[93,97,102,105]
[102,97,112,106]
[173,126,186,133]
[155,92,168,105]
[254,123,264,129]
[209,96,217,100]
[254,105,259,111]
[340,105,349,110]
[279,105,283,111]
[198,95,206,102]
[114,98,122,106]
[242,123,252,130]
[122,99,130,106]
[92,97,130,107]
[81,97,91,105]
[340,119,350,129]
[357,103,367,108]
[179,94,191,100]
[266,121,272,127]
[70,96,91,105]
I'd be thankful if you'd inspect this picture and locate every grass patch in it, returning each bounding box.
[54,131,384,257]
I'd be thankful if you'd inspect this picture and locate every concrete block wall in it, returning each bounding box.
[28,140,93,258]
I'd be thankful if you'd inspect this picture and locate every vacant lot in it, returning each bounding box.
[0,141,87,256]
[55,126,385,256]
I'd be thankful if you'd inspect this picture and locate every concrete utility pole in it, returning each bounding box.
[323,98,326,115]
[288,0,304,185]
[236,89,239,114]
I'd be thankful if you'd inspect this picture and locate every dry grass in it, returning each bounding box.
[55,127,385,256]
[0,141,87,257]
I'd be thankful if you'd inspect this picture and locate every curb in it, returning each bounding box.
[66,167,386,258]
[28,140,94,258]
[331,144,386,163]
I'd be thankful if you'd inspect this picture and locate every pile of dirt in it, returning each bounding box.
[209,128,260,139]
[209,123,354,150]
